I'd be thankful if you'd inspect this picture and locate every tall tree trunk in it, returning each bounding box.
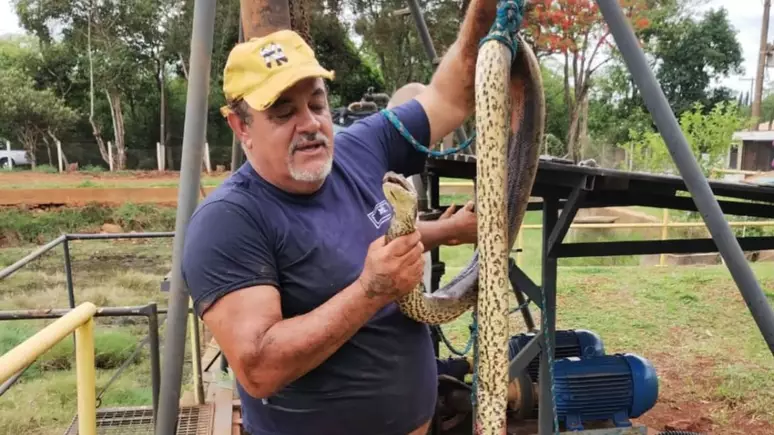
[105,89,127,170]
[47,129,67,167]
[566,108,582,162]
[43,137,53,166]
[18,127,37,169]
[178,52,189,81]
[87,0,110,165]
[565,85,589,162]
[578,95,589,160]
[157,54,166,170]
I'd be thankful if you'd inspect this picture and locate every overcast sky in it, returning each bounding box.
[0,0,771,95]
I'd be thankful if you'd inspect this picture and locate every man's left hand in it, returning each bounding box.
[439,201,477,246]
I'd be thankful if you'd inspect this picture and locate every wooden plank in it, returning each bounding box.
[179,391,194,406]
[212,385,234,435]
[231,405,242,435]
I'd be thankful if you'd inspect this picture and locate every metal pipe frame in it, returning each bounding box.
[0,234,66,279]
[0,303,162,422]
[156,0,217,432]
[0,232,175,282]
[0,302,99,435]
[63,239,75,309]
[404,0,470,147]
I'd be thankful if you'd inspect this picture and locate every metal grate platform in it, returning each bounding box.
[63,404,214,435]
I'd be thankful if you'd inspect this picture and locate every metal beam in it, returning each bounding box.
[547,181,587,257]
[230,12,245,172]
[155,0,217,433]
[405,0,469,146]
[508,261,543,310]
[557,236,774,258]
[598,0,774,356]
[0,235,65,280]
[585,192,774,219]
[508,330,542,382]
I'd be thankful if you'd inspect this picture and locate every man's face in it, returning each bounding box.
[230,77,335,194]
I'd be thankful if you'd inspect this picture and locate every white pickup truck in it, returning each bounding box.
[0,149,31,168]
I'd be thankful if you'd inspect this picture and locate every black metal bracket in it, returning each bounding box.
[558,236,774,257]
[508,259,543,310]
[548,180,589,257]
[508,330,543,382]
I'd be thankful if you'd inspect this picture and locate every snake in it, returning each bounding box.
[381,29,545,434]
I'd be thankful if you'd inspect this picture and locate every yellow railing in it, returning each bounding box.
[0,302,98,435]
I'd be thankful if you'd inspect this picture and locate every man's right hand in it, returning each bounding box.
[359,231,424,303]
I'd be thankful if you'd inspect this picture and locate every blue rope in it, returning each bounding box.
[436,323,475,356]
[470,310,479,408]
[380,109,476,157]
[479,0,525,59]
[379,0,525,158]
[542,283,560,435]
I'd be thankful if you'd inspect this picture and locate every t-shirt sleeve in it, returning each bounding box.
[181,199,278,317]
[337,98,431,176]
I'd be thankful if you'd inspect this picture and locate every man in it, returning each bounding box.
[182,2,499,434]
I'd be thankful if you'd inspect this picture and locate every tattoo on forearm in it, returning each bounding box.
[363,274,399,299]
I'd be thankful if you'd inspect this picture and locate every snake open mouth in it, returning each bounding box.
[383,171,414,192]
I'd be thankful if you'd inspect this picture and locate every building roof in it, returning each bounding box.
[732,130,774,142]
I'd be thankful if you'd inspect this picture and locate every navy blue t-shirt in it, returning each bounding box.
[182,99,437,435]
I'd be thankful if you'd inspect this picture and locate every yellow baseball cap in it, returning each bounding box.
[221,29,335,116]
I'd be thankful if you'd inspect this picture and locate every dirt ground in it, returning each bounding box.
[0,169,474,206]
[631,353,773,434]
[0,169,186,184]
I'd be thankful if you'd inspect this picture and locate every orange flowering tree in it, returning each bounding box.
[522,0,652,161]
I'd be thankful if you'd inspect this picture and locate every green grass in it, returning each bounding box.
[2,203,774,433]
[0,237,199,435]
[0,203,178,246]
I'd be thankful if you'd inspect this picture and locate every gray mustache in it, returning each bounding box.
[290,133,329,154]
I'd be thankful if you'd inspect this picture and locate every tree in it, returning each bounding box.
[346,0,462,93]
[622,101,744,176]
[650,8,743,116]
[0,68,79,167]
[522,0,652,161]
[13,0,190,170]
[310,11,385,106]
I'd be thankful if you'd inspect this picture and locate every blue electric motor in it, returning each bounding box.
[554,353,659,431]
[508,329,606,381]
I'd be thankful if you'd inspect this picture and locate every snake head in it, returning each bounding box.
[382,171,418,223]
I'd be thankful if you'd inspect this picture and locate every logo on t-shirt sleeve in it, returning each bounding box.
[367,200,393,229]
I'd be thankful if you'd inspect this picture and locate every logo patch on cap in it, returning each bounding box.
[260,43,288,68]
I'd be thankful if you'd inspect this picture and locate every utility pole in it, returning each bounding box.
[752,0,771,129]
[741,77,755,109]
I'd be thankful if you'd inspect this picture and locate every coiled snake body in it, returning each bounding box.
[382,33,545,434]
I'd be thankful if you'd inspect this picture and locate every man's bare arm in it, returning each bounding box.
[415,0,499,144]
[204,280,386,398]
[416,201,477,251]
[202,232,424,398]
[416,219,457,252]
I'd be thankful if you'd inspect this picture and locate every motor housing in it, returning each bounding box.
[554,353,659,431]
[508,329,606,381]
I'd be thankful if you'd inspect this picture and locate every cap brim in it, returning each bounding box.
[243,63,335,112]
